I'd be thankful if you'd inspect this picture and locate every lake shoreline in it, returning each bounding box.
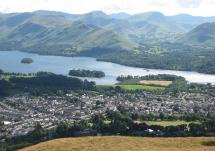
[1,50,215,76]
[1,50,215,85]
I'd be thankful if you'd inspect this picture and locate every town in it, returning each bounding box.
[1,90,214,140]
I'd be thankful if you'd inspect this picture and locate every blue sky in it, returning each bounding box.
[0,0,215,16]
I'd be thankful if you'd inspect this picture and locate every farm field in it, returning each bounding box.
[115,79,172,90]
[137,120,200,127]
[19,136,215,151]
[139,80,172,87]
[0,75,10,81]
[116,84,165,90]
[0,75,33,81]
[96,84,165,90]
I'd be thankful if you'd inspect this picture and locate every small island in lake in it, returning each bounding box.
[21,58,34,64]
[69,69,105,78]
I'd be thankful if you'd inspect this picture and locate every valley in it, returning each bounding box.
[0,11,215,74]
[1,8,215,151]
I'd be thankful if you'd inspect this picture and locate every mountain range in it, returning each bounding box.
[0,10,215,74]
[1,10,215,52]
[0,11,138,55]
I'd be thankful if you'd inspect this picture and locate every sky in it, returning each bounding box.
[0,0,215,16]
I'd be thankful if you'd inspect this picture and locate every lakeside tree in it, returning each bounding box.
[69,69,105,78]
[21,58,34,64]
[1,72,96,95]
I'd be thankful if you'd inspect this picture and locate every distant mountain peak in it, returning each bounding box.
[85,11,108,17]
[179,22,215,45]
[135,11,164,17]
[110,12,131,19]
[130,11,166,22]
[33,10,74,18]
[173,13,193,17]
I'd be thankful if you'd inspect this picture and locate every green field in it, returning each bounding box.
[115,78,169,90]
[103,120,111,124]
[0,75,10,81]
[136,120,200,127]
[19,136,215,151]
[15,75,33,78]
[116,85,165,90]
[0,75,33,81]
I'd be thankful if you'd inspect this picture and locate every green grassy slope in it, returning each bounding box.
[0,12,138,55]
[179,22,215,46]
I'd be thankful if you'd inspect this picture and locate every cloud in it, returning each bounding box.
[0,0,214,16]
[177,0,202,8]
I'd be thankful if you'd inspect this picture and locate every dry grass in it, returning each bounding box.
[19,136,215,151]
[116,84,165,90]
[139,80,172,87]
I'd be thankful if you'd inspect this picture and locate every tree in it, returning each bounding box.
[0,80,12,96]
[189,123,205,136]
[55,122,71,137]
[30,123,45,140]
[159,113,165,120]
[91,114,105,131]
[0,69,3,75]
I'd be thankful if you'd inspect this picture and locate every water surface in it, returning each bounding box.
[1,51,215,85]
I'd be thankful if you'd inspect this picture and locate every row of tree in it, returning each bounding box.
[116,74,185,82]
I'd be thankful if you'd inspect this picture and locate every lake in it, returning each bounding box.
[1,50,215,85]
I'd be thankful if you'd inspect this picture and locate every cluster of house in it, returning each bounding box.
[0,91,214,140]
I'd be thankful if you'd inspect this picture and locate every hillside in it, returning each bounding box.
[179,22,215,46]
[76,11,189,42]
[2,10,215,46]
[0,12,138,56]
[1,11,215,74]
[129,12,187,33]
[19,136,215,151]
[110,12,131,19]
[169,14,215,30]
[1,11,215,52]
[65,11,215,43]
